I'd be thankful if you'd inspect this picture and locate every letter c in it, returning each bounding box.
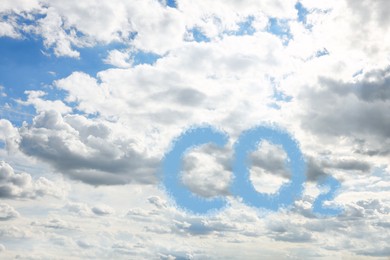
[162,126,229,214]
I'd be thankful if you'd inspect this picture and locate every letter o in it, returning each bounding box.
[231,126,306,210]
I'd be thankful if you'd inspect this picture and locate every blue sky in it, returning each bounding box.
[0,0,390,259]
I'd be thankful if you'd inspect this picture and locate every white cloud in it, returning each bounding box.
[0,226,31,239]
[0,0,187,56]
[181,144,232,198]
[91,205,114,216]
[33,7,82,58]
[0,0,40,13]
[0,161,68,199]
[104,49,132,68]
[18,110,159,185]
[0,203,19,221]
[0,119,20,152]
[18,90,72,115]
[179,0,297,39]
[54,72,121,116]
[0,21,20,38]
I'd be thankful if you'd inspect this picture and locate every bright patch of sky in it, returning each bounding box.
[267,18,292,44]
[295,2,309,24]
[189,28,210,42]
[224,16,257,36]
[133,51,161,66]
[166,0,177,9]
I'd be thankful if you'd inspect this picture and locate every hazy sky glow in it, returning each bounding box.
[1,0,390,259]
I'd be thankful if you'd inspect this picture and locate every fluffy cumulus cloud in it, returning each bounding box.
[18,110,159,185]
[0,161,68,199]
[0,0,390,258]
[0,203,19,221]
[0,119,20,152]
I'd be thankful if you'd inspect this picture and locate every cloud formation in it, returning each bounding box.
[0,0,389,258]
[0,161,68,199]
[18,110,159,185]
[0,203,19,221]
